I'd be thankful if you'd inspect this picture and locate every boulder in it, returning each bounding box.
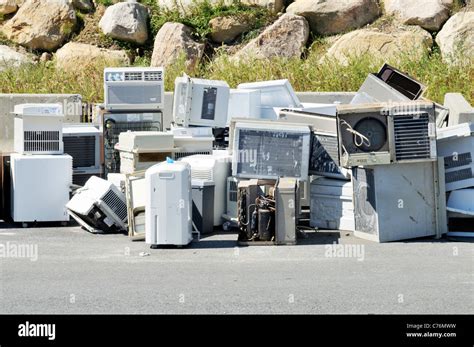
[99,1,148,44]
[436,11,474,63]
[234,13,309,60]
[324,26,433,64]
[0,0,18,14]
[0,44,34,70]
[209,16,251,43]
[1,0,77,51]
[286,0,380,35]
[384,0,453,31]
[55,42,131,70]
[157,0,284,13]
[71,0,94,12]
[151,22,204,69]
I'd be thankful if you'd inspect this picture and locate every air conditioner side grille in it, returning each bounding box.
[173,151,212,160]
[101,189,128,222]
[24,131,60,152]
[191,169,213,181]
[393,114,431,161]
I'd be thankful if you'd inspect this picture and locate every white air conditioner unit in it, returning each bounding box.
[352,160,447,242]
[66,176,128,231]
[10,153,72,223]
[104,67,164,110]
[63,124,102,185]
[180,151,232,226]
[173,74,230,128]
[337,102,437,167]
[14,103,64,155]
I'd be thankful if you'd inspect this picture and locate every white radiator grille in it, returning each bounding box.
[393,113,432,161]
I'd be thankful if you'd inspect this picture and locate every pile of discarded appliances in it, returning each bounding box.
[0,63,473,247]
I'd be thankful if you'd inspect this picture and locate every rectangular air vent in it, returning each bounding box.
[101,189,128,222]
[393,113,432,161]
[24,131,60,152]
[144,71,163,81]
[124,72,142,81]
[64,136,96,168]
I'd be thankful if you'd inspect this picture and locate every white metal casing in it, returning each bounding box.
[14,103,64,155]
[237,79,301,120]
[180,151,232,226]
[173,74,230,128]
[117,131,174,153]
[10,153,72,222]
[66,176,128,230]
[104,67,164,110]
[145,161,193,246]
[227,89,261,125]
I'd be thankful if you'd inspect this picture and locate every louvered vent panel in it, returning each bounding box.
[24,131,60,152]
[393,113,431,161]
[63,136,96,168]
[101,189,128,222]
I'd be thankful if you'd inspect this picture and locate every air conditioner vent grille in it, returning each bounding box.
[445,168,473,183]
[144,71,163,81]
[101,189,128,222]
[64,136,96,168]
[173,151,212,160]
[124,72,142,81]
[444,152,472,169]
[229,179,238,202]
[191,169,213,181]
[393,114,431,161]
[24,131,60,152]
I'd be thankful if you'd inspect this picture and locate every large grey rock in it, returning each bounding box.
[286,0,380,35]
[71,0,93,12]
[209,16,251,43]
[157,0,284,13]
[0,44,34,70]
[234,13,309,60]
[324,26,433,64]
[55,42,131,71]
[151,22,204,69]
[436,11,474,63]
[384,0,453,31]
[99,2,148,44]
[1,0,77,51]
[0,0,18,14]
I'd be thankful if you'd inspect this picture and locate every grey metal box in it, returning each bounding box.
[352,160,447,242]
[275,178,298,245]
[191,180,215,235]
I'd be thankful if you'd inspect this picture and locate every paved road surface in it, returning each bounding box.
[0,224,472,314]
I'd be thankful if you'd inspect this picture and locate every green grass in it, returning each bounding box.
[0,49,471,105]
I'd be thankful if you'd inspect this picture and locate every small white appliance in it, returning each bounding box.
[145,160,193,246]
[66,176,128,231]
[104,67,165,110]
[180,151,232,226]
[237,79,301,119]
[173,74,230,128]
[14,103,64,155]
[10,153,72,223]
[170,126,214,160]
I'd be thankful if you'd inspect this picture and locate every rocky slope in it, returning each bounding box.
[0,0,472,73]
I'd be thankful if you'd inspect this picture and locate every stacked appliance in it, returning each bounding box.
[103,67,165,176]
[335,101,447,242]
[11,104,72,225]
